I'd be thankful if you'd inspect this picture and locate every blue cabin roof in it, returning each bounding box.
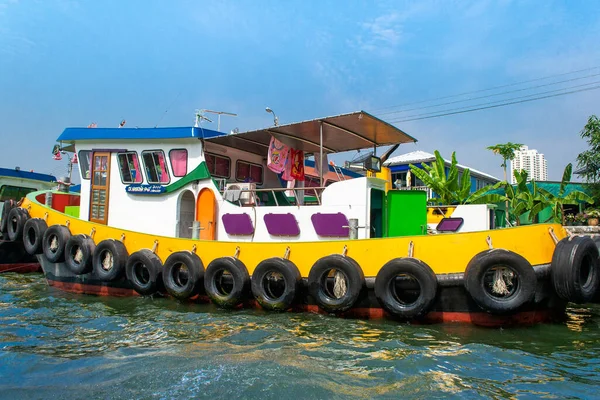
[57,127,227,142]
[0,167,56,182]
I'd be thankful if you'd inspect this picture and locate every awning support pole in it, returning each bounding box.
[319,121,324,187]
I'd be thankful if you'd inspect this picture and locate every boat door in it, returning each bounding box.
[89,152,111,224]
[196,188,216,240]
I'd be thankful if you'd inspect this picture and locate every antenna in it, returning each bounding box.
[196,109,237,131]
[194,109,213,127]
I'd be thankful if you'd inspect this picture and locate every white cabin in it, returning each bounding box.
[56,112,417,242]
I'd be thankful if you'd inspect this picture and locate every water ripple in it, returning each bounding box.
[0,273,599,399]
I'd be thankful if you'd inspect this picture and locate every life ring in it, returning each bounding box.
[92,239,128,282]
[163,251,204,300]
[551,236,600,304]
[126,249,163,296]
[42,225,71,263]
[6,207,29,242]
[374,257,438,319]
[23,218,48,255]
[251,257,301,311]
[0,200,16,235]
[204,257,249,308]
[308,254,365,313]
[464,249,536,314]
[65,234,96,275]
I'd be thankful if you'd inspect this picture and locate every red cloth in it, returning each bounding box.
[290,148,305,181]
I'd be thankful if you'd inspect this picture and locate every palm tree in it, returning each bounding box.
[487,142,523,222]
[537,163,594,224]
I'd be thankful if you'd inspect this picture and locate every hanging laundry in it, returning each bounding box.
[290,148,305,181]
[281,154,294,181]
[267,136,290,174]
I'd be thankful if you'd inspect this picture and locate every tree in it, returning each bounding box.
[408,150,506,205]
[487,142,523,220]
[576,115,600,199]
[537,163,594,224]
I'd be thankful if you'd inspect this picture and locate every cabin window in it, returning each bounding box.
[236,160,263,184]
[79,150,91,180]
[141,150,170,184]
[117,152,143,184]
[205,152,230,178]
[169,149,188,177]
[0,185,36,202]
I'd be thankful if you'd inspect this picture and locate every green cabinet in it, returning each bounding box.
[386,190,427,237]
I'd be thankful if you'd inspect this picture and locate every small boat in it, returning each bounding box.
[0,167,56,273]
[5,110,599,326]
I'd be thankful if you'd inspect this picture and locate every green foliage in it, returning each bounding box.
[408,150,505,205]
[487,142,524,169]
[507,169,549,224]
[537,163,594,224]
[576,115,600,183]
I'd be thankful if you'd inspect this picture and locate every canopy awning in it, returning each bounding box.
[205,110,417,156]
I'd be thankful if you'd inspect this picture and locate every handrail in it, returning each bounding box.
[223,186,328,206]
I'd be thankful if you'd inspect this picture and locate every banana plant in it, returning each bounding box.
[409,150,507,205]
[537,163,594,224]
[505,169,549,225]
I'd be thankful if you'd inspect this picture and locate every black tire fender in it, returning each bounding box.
[126,249,163,296]
[42,225,71,263]
[308,254,365,313]
[65,234,96,275]
[464,249,536,314]
[374,257,438,319]
[251,257,301,311]
[204,257,250,308]
[92,239,128,282]
[163,251,204,300]
[23,218,47,255]
[0,199,16,235]
[6,207,29,242]
[551,236,600,304]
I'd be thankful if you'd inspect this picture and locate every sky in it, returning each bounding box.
[1,0,600,183]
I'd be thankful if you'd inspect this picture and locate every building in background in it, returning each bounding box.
[510,145,547,183]
[383,150,499,199]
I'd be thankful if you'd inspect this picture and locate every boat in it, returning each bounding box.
[5,110,599,326]
[0,167,57,273]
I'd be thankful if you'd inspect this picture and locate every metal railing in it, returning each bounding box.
[222,186,328,207]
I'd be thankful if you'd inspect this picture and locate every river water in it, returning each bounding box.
[0,273,599,399]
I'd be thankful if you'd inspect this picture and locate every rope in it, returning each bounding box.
[491,269,509,295]
[333,271,347,298]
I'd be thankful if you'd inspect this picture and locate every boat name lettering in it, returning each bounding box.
[125,184,166,194]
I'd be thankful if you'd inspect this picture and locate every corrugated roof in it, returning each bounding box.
[384,150,500,181]
[486,181,592,202]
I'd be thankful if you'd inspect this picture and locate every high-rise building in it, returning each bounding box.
[510,145,548,183]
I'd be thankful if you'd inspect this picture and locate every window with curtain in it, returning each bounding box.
[117,152,143,184]
[235,160,263,184]
[169,149,188,177]
[205,152,230,178]
[141,150,170,184]
[79,150,91,180]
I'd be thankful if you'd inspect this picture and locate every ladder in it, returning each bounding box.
[332,163,346,181]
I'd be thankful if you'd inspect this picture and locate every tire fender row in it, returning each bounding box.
[6,199,600,315]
